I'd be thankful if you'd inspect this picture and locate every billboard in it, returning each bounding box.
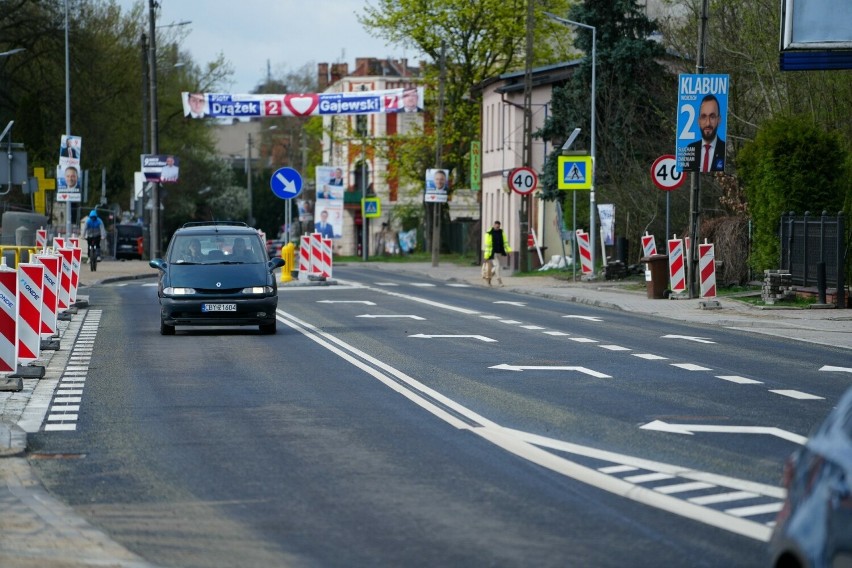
[780,0,852,70]
[675,74,729,173]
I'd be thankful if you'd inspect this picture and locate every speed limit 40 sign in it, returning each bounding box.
[508,167,538,195]
[651,155,685,191]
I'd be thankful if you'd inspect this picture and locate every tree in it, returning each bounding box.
[536,0,677,246]
[738,115,849,272]
[359,0,573,191]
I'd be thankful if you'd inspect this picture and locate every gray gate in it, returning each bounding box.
[780,212,847,308]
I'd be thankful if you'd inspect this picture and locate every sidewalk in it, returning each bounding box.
[0,257,849,566]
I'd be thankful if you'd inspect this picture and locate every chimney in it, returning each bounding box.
[317,63,329,90]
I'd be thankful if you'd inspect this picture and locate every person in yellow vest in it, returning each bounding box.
[483,220,511,286]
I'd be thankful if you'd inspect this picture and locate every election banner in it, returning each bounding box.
[425,169,449,204]
[675,74,729,173]
[141,154,181,183]
[181,87,425,119]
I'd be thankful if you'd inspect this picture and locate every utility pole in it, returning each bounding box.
[688,0,710,298]
[246,132,254,226]
[520,0,534,271]
[147,0,160,258]
[431,41,446,267]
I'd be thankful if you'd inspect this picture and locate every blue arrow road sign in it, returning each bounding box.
[270,167,303,200]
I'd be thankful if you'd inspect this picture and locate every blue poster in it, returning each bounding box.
[675,74,729,173]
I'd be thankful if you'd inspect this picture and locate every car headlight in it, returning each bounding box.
[163,287,196,295]
[242,286,272,294]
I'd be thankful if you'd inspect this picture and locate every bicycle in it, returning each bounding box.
[87,240,100,272]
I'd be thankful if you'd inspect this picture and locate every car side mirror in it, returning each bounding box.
[267,257,285,271]
[149,258,167,271]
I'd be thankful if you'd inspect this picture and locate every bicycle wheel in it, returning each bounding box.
[89,248,97,271]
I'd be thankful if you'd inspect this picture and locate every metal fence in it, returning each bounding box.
[780,212,847,307]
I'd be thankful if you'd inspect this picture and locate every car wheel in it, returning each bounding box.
[259,321,276,335]
[160,320,175,335]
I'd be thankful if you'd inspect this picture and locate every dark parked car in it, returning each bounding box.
[149,222,285,335]
[769,385,852,568]
[115,223,144,260]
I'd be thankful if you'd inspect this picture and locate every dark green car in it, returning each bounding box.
[150,222,285,335]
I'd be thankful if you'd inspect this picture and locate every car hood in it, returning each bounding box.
[165,263,272,289]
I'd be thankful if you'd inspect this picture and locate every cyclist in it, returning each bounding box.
[84,210,107,261]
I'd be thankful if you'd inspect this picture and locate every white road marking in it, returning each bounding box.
[562,315,603,322]
[654,482,715,495]
[410,283,436,287]
[569,337,598,343]
[633,353,668,360]
[489,364,611,378]
[716,375,763,384]
[671,363,712,371]
[494,301,527,306]
[520,325,545,330]
[374,282,399,286]
[356,314,425,320]
[769,389,824,400]
[623,472,675,483]
[662,334,716,344]
[498,320,522,324]
[689,491,759,505]
[44,424,76,431]
[640,420,808,445]
[725,502,784,517]
[408,334,497,343]
[598,465,638,474]
[317,300,376,305]
[820,365,852,373]
[599,345,630,351]
[542,331,571,336]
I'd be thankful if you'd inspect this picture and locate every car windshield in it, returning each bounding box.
[168,234,262,264]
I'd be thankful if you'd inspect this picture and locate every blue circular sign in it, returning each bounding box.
[270,167,303,200]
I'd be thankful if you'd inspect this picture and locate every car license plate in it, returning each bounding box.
[202,303,236,312]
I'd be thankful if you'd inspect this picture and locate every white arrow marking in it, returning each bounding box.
[640,420,807,445]
[357,314,425,320]
[662,334,716,344]
[317,300,376,305]
[489,364,611,378]
[562,315,602,322]
[275,172,298,195]
[409,333,496,342]
[820,365,852,373]
[494,301,527,306]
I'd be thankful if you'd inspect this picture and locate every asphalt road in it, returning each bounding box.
[22,265,850,567]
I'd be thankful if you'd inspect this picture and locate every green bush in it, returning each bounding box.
[739,116,848,272]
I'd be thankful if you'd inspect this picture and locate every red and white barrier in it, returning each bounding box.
[36,228,47,251]
[576,230,593,275]
[320,237,333,278]
[53,237,65,251]
[35,253,60,338]
[699,243,717,298]
[17,263,44,364]
[298,235,311,280]
[0,263,17,374]
[667,237,686,292]
[69,247,81,303]
[57,248,73,310]
[641,233,657,257]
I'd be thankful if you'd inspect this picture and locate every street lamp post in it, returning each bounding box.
[545,13,597,277]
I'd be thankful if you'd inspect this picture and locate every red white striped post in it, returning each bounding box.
[298,235,311,281]
[667,237,686,293]
[57,248,73,310]
[35,253,60,338]
[641,233,657,257]
[69,247,81,303]
[310,232,324,277]
[0,263,18,374]
[576,230,593,275]
[36,228,47,251]
[16,263,44,364]
[321,237,333,278]
[699,242,717,298]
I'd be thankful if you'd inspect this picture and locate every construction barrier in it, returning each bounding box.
[17,263,43,364]
[57,248,73,310]
[36,229,47,250]
[576,230,593,275]
[699,242,717,298]
[35,253,60,338]
[0,262,17,374]
[641,233,657,257]
[298,235,311,280]
[667,237,686,292]
[69,247,81,303]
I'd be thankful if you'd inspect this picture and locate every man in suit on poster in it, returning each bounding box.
[685,94,726,172]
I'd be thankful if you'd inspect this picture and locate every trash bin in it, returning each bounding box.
[641,254,668,299]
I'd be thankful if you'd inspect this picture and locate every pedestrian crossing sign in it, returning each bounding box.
[362,197,381,218]
[557,155,593,190]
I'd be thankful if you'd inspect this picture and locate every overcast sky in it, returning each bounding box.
[114,0,422,93]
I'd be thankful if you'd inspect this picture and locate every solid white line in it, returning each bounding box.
[671,363,712,371]
[688,491,759,505]
[769,389,824,400]
[716,375,762,384]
